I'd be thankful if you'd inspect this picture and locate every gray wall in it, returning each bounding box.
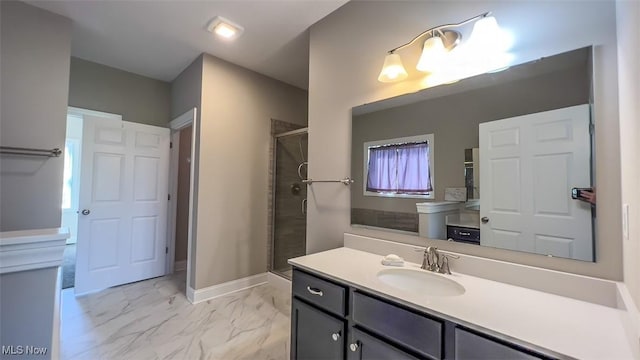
[616,0,640,311]
[352,64,589,213]
[0,2,71,356]
[69,57,171,127]
[175,125,192,262]
[0,0,71,232]
[308,0,622,281]
[194,53,307,289]
[170,55,203,289]
[170,56,203,120]
[0,268,59,359]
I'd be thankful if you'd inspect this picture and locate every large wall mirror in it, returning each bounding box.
[351,47,595,262]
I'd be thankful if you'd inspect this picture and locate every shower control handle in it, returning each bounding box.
[81,209,91,216]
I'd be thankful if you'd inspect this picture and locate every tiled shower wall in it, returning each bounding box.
[268,120,307,273]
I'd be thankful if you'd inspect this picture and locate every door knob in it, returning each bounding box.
[349,342,360,352]
[81,209,91,215]
[481,216,489,223]
[331,332,340,341]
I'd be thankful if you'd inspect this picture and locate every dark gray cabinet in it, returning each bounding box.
[293,269,347,317]
[291,298,346,360]
[454,328,542,360]
[352,291,442,359]
[291,268,555,360]
[349,328,419,360]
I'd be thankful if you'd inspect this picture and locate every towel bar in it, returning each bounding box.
[302,177,354,186]
[0,146,62,157]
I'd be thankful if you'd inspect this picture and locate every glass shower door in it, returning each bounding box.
[271,130,307,278]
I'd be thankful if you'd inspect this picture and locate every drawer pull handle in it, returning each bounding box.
[331,332,340,341]
[460,232,471,236]
[349,342,360,352]
[306,286,323,296]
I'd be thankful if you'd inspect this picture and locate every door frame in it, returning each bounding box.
[68,106,122,122]
[167,108,198,291]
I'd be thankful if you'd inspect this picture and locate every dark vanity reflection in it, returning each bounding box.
[351,47,595,262]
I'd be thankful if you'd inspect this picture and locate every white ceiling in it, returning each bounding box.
[25,0,349,89]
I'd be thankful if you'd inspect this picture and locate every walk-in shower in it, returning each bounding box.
[270,128,308,279]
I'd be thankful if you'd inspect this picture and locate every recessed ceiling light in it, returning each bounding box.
[206,16,244,41]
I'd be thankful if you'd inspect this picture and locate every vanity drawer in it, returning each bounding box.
[352,291,443,359]
[292,269,347,317]
[454,327,550,360]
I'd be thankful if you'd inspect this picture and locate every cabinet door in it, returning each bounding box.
[348,328,420,360]
[291,299,345,360]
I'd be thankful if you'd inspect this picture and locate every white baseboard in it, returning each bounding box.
[267,271,292,294]
[174,260,187,272]
[187,273,268,304]
[187,286,196,303]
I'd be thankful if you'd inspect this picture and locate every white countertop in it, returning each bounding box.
[0,227,69,245]
[289,247,637,360]
[0,227,69,274]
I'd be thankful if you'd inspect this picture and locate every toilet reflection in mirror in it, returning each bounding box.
[351,46,595,262]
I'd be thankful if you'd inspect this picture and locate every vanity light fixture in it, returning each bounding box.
[378,12,506,83]
[206,16,244,41]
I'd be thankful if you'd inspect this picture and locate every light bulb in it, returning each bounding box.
[416,36,447,73]
[378,53,409,82]
[467,16,511,53]
[214,23,237,39]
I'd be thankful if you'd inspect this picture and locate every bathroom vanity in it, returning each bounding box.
[291,268,551,359]
[289,243,638,360]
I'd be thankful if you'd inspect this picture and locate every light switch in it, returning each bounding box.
[622,203,629,241]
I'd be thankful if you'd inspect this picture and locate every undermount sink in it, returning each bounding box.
[377,268,466,297]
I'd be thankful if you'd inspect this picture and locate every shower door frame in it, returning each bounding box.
[270,127,308,276]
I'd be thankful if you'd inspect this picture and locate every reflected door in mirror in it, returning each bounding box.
[479,104,593,261]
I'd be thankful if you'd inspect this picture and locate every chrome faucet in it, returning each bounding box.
[422,246,439,271]
[418,247,459,275]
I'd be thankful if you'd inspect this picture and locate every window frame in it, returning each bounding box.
[363,134,435,199]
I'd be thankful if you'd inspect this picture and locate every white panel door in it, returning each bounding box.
[479,105,593,261]
[76,117,170,294]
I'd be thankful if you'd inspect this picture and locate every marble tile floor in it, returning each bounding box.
[60,272,291,360]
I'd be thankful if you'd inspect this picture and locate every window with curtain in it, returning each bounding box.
[364,134,434,198]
